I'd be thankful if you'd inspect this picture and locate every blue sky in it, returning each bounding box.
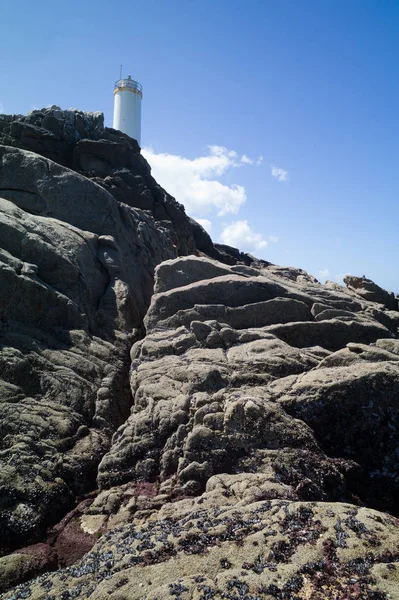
[1,0,399,292]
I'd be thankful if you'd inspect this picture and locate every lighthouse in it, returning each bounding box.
[113,74,143,145]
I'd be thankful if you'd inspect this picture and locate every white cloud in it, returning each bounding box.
[142,145,255,217]
[0,102,4,114]
[271,165,288,182]
[256,155,264,167]
[193,218,212,234]
[220,220,268,252]
[319,269,329,277]
[268,235,279,243]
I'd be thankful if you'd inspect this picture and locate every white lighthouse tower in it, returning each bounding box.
[113,74,143,145]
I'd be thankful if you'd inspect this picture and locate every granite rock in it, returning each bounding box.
[0,143,180,547]
[1,108,399,599]
[3,497,399,599]
[344,274,398,310]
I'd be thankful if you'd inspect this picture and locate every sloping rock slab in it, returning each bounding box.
[2,498,399,599]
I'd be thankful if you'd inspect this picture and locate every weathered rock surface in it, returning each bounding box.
[344,274,398,311]
[0,128,194,549]
[97,256,397,512]
[0,107,245,262]
[1,108,399,598]
[3,495,399,599]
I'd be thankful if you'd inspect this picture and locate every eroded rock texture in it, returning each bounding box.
[0,107,207,551]
[0,107,243,263]
[1,108,399,599]
[97,256,399,512]
[5,497,399,600]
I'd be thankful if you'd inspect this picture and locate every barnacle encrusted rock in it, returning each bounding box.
[3,496,399,599]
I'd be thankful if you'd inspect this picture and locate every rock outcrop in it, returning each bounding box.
[344,274,398,311]
[96,256,398,514]
[0,146,179,549]
[1,108,399,599]
[0,107,250,264]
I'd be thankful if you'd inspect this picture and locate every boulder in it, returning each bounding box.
[145,274,288,331]
[154,255,235,293]
[344,274,398,310]
[277,361,399,512]
[265,318,392,351]
[72,138,141,176]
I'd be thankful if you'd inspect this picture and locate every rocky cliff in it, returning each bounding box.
[1,108,399,599]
